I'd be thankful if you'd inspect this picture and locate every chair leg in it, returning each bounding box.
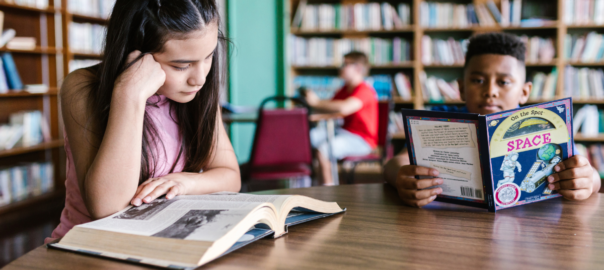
[347,162,359,185]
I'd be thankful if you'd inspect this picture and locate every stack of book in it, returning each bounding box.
[0,162,54,206]
[69,22,106,55]
[4,0,49,9]
[69,59,101,73]
[420,0,512,28]
[0,110,50,151]
[293,1,411,31]
[573,105,604,137]
[564,0,604,25]
[528,68,558,100]
[421,36,468,66]
[68,0,116,19]
[565,32,604,63]
[0,53,23,93]
[519,35,555,63]
[564,66,604,100]
[419,71,460,102]
[288,36,411,67]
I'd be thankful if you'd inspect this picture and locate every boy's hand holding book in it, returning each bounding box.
[395,165,443,207]
[547,155,601,201]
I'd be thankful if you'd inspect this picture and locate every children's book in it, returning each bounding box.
[48,192,345,269]
[402,98,573,212]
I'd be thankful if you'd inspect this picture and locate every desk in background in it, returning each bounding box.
[5,184,604,269]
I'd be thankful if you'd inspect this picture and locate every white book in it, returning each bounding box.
[565,0,575,25]
[426,77,442,101]
[4,125,23,150]
[512,0,522,26]
[422,36,433,65]
[394,72,411,100]
[573,105,590,135]
[596,0,604,25]
[501,0,510,26]
[571,37,586,62]
[0,169,10,206]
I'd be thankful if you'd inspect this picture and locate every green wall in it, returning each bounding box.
[227,0,287,163]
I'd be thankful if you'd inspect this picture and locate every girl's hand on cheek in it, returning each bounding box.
[130,173,193,206]
[114,50,166,102]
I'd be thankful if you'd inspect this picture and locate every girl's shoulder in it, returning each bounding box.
[61,66,98,98]
[60,66,100,132]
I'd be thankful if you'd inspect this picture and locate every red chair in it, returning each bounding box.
[341,100,393,184]
[245,96,313,182]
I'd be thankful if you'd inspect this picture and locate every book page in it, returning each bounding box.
[409,119,484,201]
[78,194,283,242]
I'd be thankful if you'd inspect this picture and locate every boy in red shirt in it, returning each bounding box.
[302,52,378,185]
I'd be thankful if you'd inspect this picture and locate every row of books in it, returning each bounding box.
[420,0,521,28]
[529,69,558,100]
[564,66,604,100]
[69,59,101,73]
[0,162,54,206]
[576,143,604,177]
[421,36,468,66]
[520,35,556,64]
[293,74,411,101]
[0,222,55,268]
[4,0,48,9]
[564,0,604,26]
[68,0,116,19]
[419,71,460,102]
[574,105,604,137]
[0,110,50,151]
[294,2,411,31]
[288,36,411,67]
[0,53,23,92]
[565,32,604,63]
[69,22,106,55]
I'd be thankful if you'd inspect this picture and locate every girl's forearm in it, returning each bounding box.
[84,93,147,219]
[186,167,241,195]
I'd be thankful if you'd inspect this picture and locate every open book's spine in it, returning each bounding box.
[478,115,496,212]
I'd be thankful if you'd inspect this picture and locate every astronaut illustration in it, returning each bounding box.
[520,156,562,193]
[498,151,522,187]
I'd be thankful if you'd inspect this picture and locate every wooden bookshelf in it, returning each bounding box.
[0,1,66,221]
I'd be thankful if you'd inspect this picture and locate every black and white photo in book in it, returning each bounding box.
[113,198,179,220]
[152,210,227,239]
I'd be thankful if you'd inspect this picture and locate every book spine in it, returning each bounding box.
[478,115,496,212]
[1,53,23,90]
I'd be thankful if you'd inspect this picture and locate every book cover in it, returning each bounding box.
[402,98,573,211]
[1,53,23,90]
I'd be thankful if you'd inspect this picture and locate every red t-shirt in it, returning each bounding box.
[332,82,378,148]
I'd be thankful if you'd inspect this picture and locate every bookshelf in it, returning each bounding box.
[0,0,65,220]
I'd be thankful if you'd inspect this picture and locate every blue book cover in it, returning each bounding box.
[1,53,24,90]
[402,98,573,212]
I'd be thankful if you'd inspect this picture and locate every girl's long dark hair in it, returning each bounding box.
[88,0,226,183]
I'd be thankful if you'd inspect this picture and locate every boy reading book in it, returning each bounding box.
[301,51,378,185]
[384,33,602,207]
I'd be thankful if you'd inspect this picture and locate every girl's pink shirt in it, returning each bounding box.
[46,95,184,243]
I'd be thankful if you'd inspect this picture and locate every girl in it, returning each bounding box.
[48,0,240,241]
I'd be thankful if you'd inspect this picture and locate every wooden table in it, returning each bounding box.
[7,184,603,270]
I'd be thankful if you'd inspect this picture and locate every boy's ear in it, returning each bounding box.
[519,81,532,105]
[458,78,465,101]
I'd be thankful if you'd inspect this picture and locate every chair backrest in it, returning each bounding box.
[377,100,393,159]
[249,96,313,167]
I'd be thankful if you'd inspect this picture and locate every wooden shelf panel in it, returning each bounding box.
[392,97,414,104]
[0,189,65,217]
[422,23,558,32]
[0,2,61,14]
[567,24,604,29]
[567,62,604,66]
[291,27,415,35]
[0,88,59,98]
[391,132,406,140]
[424,100,465,105]
[0,46,62,54]
[574,135,604,142]
[573,99,604,104]
[0,139,64,159]
[423,61,557,68]
[293,62,414,70]
[69,13,109,24]
[69,51,103,58]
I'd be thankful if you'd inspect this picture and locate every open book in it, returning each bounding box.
[48,192,345,269]
[402,98,573,211]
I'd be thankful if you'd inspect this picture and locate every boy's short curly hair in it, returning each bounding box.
[465,32,526,67]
